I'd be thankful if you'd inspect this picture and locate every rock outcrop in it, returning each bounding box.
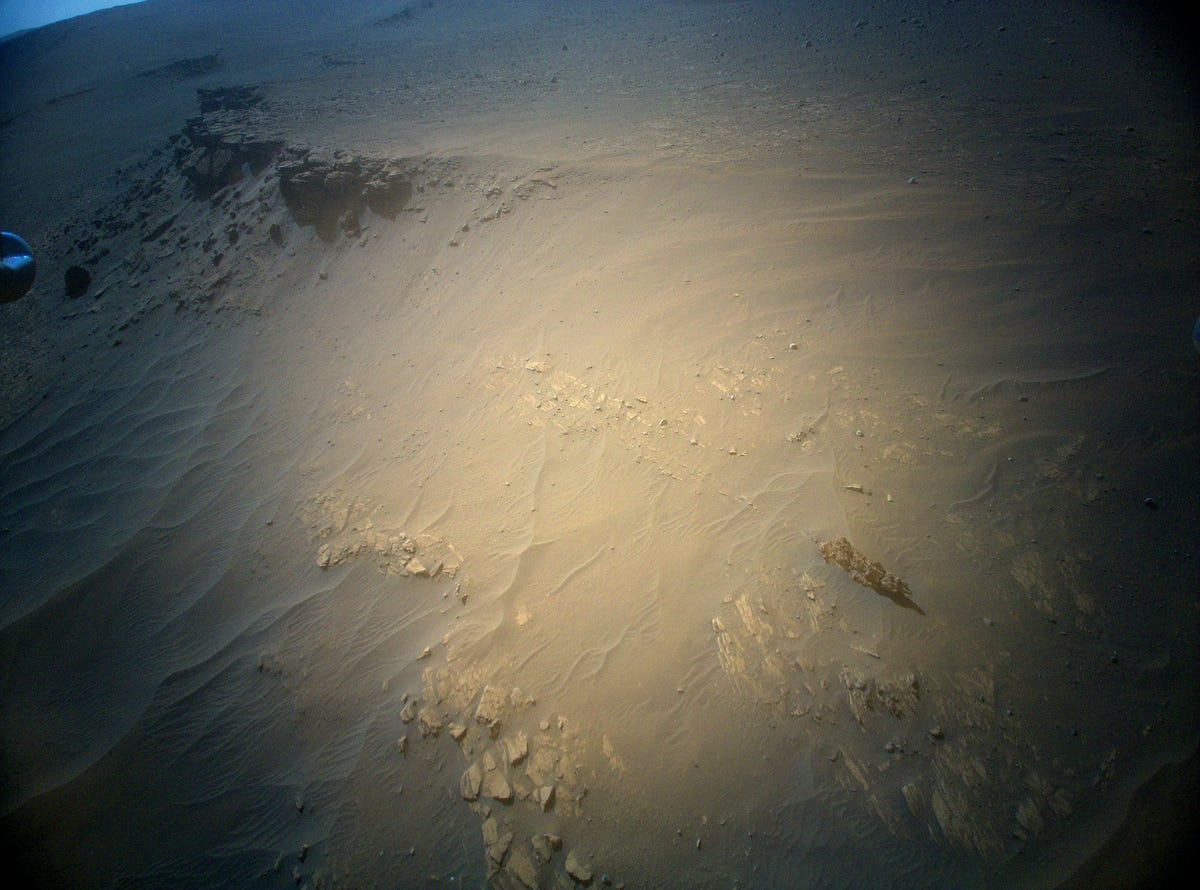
[173,87,415,230]
[175,90,282,197]
[818,536,923,614]
[276,148,413,230]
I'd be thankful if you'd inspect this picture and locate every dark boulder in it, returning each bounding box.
[64,264,91,298]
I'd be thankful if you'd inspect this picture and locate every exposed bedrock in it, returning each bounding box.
[175,90,283,197]
[173,87,415,234]
[276,149,414,237]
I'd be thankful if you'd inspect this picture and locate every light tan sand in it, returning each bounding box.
[1,1,1197,887]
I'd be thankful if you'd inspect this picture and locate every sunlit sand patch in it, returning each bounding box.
[1,2,1195,886]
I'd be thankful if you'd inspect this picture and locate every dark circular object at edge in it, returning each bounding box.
[1,231,37,303]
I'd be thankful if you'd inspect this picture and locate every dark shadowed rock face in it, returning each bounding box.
[168,88,417,241]
[276,149,414,230]
[176,111,283,198]
[137,53,224,82]
[196,86,263,115]
[172,89,415,234]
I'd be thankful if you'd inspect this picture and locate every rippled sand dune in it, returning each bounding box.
[1,2,1197,887]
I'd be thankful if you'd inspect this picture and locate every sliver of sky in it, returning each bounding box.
[0,0,146,38]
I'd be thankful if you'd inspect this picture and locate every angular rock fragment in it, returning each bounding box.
[482,816,513,877]
[525,746,558,786]
[460,761,483,801]
[512,774,534,801]
[565,849,592,884]
[480,750,513,802]
[532,833,559,864]
[482,769,513,803]
[475,684,506,735]
[505,844,541,889]
[504,730,529,765]
[817,536,923,613]
[417,706,442,738]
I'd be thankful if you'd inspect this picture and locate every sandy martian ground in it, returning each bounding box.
[1,1,1197,887]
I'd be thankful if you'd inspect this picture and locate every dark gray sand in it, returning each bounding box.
[1,2,1197,887]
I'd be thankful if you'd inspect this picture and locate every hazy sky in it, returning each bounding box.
[0,0,145,37]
